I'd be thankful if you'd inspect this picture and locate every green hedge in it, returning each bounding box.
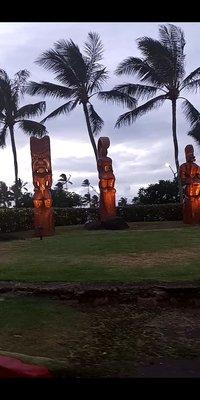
[0,207,99,233]
[0,208,33,233]
[0,203,182,233]
[118,203,182,222]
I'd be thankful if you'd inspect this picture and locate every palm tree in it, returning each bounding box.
[81,178,99,196]
[112,24,200,177]
[0,69,47,190]
[57,173,73,191]
[26,32,135,161]
[81,179,91,207]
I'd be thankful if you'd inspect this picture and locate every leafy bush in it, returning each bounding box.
[0,203,182,233]
[118,203,182,222]
[0,207,99,233]
[0,208,33,233]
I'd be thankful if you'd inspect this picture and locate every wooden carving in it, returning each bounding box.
[179,144,200,224]
[30,135,54,236]
[97,137,116,221]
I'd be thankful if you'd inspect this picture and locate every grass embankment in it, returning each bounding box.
[0,221,200,283]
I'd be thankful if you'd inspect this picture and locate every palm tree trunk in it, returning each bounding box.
[88,185,91,208]
[82,103,98,161]
[171,100,182,201]
[9,125,18,183]
[9,125,19,206]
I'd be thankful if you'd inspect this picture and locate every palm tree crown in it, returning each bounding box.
[0,69,47,188]
[113,24,200,175]
[26,32,135,161]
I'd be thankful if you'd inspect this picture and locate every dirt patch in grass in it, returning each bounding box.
[85,247,200,268]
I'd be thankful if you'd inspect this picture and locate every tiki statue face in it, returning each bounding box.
[33,199,43,208]
[44,198,52,208]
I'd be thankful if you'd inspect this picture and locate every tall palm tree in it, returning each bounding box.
[111,24,200,176]
[0,69,47,188]
[26,32,135,161]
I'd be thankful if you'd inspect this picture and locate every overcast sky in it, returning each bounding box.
[0,22,200,201]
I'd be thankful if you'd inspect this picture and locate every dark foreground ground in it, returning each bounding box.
[1,291,200,378]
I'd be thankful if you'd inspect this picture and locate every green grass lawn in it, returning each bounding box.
[1,222,200,283]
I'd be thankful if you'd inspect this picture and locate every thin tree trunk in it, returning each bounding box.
[171,100,182,201]
[9,125,18,183]
[83,103,98,161]
[9,125,19,206]
[88,185,91,208]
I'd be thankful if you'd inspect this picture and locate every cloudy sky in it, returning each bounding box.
[0,22,200,201]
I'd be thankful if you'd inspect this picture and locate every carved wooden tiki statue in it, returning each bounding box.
[97,137,116,222]
[179,144,200,224]
[30,135,54,236]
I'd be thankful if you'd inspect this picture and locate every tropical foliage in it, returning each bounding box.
[132,178,179,204]
[0,69,47,192]
[26,32,135,160]
[112,24,200,175]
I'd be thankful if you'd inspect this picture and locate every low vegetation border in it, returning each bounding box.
[0,203,182,233]
[1,280,200,308]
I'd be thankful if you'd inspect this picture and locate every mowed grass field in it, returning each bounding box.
[1,221,200,283]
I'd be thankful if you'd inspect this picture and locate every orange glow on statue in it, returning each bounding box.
[97,137,116,221]
[179,144,200,224]
[30,136,54,236]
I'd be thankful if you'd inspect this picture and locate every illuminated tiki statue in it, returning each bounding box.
[30,135,54,236]
[179,144,200,224]
[97,137,117,221]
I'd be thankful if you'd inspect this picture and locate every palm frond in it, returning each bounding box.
[16,102,46,119]
[84,32,104,63]
[180,67,200,89]
[188,121,200,145]
[59,174,67,181]
[82,179,90,187]
[159,24,185,80]
[113,83,159,100]
[115,57,163,86]
[136,37,177,84]
[88,68,108,94]
[115,94,167,128]
[54,39,88,84]
[18,120,47,137]
[0,124,8,148]
[98,90,137,109]
[88,104,104,135]
[0,69,10,84]
[36,49,80,87]
[182,99,200,125]
[26,81,75,99]
[12,70,30,96]
[181,79,200,93]
[159,24,185,52]
[0,111,6,121]
[40,100,78,124]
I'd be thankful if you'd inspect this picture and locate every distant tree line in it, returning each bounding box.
[0,175,100,209]
[0,176,179,208]
[118,178,179,206]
